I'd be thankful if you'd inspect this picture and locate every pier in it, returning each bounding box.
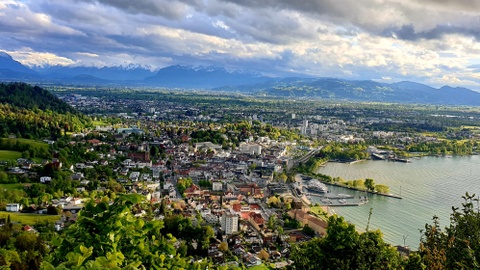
[305,193,354,199]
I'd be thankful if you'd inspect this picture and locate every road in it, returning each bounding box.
[288,147,322,170]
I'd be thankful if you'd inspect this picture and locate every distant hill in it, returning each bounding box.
[238,78,480,106]
[0,52,35,74]
[1,51,480,105]
[0,82,75,113]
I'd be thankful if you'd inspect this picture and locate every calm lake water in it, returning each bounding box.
[314,155,480,249]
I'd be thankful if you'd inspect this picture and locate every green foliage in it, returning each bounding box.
[0,219,48,269]
[319,143,369,161]
[283,215,301,229]
[420,193,480,269]
[44,194,207,269]
[191,129,227,145]
[198,179,212,188]
[302,225,315,236]
[0,83,74,113]
[375,184,390,194]
[290,215,403,270]
[177,177,193,195]
[161,214,215,256]
[0,102,91,140]
[0,138,50,159]
[365,178,375,192]
[406,140,475,155]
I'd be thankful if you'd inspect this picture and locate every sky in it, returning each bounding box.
[1,0,480,88]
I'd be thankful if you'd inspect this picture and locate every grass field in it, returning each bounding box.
[0,150,22,161]
[0,183,29,191]
[1,138,48,147]
[0,211,60,225]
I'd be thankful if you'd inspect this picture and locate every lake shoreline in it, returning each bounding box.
[313,155,480,248]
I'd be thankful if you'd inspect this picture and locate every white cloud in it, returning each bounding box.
[7,48,75,67]
[0,0,480,90]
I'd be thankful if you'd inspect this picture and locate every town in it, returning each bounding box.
[2,85,480,269]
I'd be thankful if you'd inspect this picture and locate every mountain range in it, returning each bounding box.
[1,52,480,106]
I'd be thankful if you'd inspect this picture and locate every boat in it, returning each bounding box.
[394,158,411,163]
[321,198,332,204]
[306,180,328,193]
[371,153,386,160]
[338,199,347,204]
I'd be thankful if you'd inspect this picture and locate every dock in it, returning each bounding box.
[305,193,354,199]
[328,201,368,207]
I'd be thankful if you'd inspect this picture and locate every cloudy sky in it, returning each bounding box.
[2,0,480,88]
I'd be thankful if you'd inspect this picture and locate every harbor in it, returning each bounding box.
[297,175,371,207]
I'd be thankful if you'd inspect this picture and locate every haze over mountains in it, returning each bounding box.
[1,52,480,106]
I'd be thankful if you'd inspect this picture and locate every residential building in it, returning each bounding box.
[221,209,239,235]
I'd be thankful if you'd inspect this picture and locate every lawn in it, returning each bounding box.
[1,138,48,148]
[0,183,29,191]
[309,205,328,218]
[0,211,60,225]
[92,119,109,126]
[0,150,22,161]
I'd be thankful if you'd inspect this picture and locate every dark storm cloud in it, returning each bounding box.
[219,0,480,41]
[78,0,189,19]
[384,24,480,41]
[3,0,480,89]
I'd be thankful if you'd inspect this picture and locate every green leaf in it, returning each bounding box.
[39,261,56,270]
[119,193,144,204]
[80,245,92,256]
[135,219,144,229]
[108,232,115,242]
[51,235,63,247]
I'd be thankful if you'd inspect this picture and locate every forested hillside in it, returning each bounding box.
[0,83,91,139]
[0,82,75,114]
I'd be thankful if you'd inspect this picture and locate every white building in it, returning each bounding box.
[221,209,239,235]
[6,203,21,212]
[40,176,52,183]
[238,143,262,155]
[212,181,223,191]
[129,171,140,182]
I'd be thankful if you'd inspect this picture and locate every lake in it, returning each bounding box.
[314,155,480,249]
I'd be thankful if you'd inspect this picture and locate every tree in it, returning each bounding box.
[365,178,375,192]
[149,145,159,158]
[290,215,403,270]
[258,249,270,260]
[219,242,228,253]
[375,184,390,194]
[420,193,480,269]
[267,215,277,230]
[267,196,280,208]
[14,232,39,252]
[419,216,447,270]
[302,225,315,236]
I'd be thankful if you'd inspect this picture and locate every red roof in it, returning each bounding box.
[240,212,251,220]
[250,204,261,210]
[232,203,242,212]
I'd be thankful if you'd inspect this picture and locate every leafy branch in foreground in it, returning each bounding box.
[42,194,210,269]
